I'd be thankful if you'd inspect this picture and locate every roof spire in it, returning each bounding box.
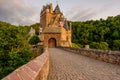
[54,3,61,14]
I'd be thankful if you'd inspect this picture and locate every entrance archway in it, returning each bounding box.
[48,38,56,48]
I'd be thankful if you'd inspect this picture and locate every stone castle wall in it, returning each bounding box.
[61,47,120,65]
[44,33,61,47]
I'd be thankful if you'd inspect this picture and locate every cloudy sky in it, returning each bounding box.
[0,0,120,25]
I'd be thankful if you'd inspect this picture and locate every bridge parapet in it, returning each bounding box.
[61,47,120,65]
[2,49,49,80]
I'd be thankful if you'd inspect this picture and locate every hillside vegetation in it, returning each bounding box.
[71,15,120,50]
[0,21,33,79]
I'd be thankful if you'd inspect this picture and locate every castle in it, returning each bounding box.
[40,3,72,48]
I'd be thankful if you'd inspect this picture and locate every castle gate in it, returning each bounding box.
[48,38,56,48]
[40,3,72,48]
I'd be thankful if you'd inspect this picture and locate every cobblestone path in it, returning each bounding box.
[48,48,120,80]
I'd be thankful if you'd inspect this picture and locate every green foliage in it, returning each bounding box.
[90,42,100,49]
[9,47,32,68]
[0,21,32,79]
[99,42,109,50]
[90,42,109,50]
[30,23,40,35]
[72,43,83,48]
[72,43,80,48]
[113,40,120,50]
[72,15,120,50]
[29,35,41,45]
[112,30,119,39]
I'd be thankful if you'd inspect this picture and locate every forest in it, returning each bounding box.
[71,15,120,50]
[0,21,42,79]
[0,21,34,79]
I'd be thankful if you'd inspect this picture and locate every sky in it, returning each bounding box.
[0,0,120,25]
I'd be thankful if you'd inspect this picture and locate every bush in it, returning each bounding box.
[72,43,83,48]
[99,42,109,50]
[90,42,99,49]
[29,35,41,45]
[90,42,109,50]
[113,40,120,50]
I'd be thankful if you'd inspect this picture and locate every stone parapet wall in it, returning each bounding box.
[2,49,49,80]
[61,47,120,65]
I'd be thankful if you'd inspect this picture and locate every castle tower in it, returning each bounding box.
[40,3,72,48]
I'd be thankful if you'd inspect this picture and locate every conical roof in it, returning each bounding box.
[54,4,61,13]
[64,19,70,30]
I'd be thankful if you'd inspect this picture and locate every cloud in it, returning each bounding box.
[92,1,120,20]
[0,0,120,25]
[65,5,96,21]
[65,0,120,21]
[0,0,39,25]
[70,8,96,21]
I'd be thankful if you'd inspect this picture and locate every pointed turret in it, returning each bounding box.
[54,4,61,14]
[64,19,70,30]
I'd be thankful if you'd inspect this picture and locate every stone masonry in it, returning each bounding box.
[48,48,120,80]
[40,3,72,48]
[62,47,120,65]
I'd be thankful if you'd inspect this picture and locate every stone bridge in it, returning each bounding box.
[2,48,120,80]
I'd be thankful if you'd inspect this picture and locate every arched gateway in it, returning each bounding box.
[40,3,72,48]
[48,38,56,48]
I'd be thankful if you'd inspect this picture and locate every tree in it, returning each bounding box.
[30,23,40,35]
[113,40,120,50]
[71,14,120,50]
[90,42,99,49]
[90,42,109,50]
[29,35,41,45]
[99,42,109,50]
[112,30,119,39]
[0,21,33,79]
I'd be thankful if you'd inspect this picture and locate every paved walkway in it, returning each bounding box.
[48,48,120,80]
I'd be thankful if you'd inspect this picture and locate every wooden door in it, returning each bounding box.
[48,38,56,48]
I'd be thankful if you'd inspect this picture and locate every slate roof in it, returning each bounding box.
[54,4,61,14]
[64,20,70,30]
[43,27,61,34]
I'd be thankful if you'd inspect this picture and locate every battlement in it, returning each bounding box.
[40,3,53,15]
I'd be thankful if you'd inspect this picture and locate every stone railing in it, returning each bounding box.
[61,47,120,65]
[2,49,49,80]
